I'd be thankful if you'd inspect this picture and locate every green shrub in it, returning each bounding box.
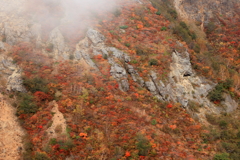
[173,25,192,44]
[220,130,234,140]
[208,88,224,102]
[125,43,130,47]
[34,152,51,160]
[149,59,158,66]
[22,135,34,160]
[136,134,151,156]
[230,152,240,160]
[59,140,75,150]
[208,79,233,102]
[180,21,188,29]
[214,153,230,160]
[23,77,49,93]
[161,26,167,31]
[131,60,138,64]
[49,138,74,150]
[222,142,238,153]
[168,9,177,19]
[103,54,108,59]
[151,119,157,125]
[135,47,147,56]
[222,79,233,90]
[156,11,161,15]
[219,120,228,128]
[190,32,197,40]
[201,129,221,143]
[17,93,38,115]
[119,25,128,29]
[49,138,57,145]
[193,44,201,53]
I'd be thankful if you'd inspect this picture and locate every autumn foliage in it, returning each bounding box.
[6,0,239,159]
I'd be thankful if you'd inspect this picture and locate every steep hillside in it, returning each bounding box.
[0,0,239,159]
[174,0,240,25]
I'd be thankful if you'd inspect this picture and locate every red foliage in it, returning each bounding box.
[167,103,173,108]
[34,91,52,102]
[125,151,131,157]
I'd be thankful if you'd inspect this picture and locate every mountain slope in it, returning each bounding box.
[0,0,239,159]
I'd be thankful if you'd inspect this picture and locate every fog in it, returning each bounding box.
[23,0,118,42]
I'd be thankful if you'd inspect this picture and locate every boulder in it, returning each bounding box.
[7,69,26,92]
[87,28,105,45]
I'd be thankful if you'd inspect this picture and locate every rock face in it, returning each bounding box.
[7,69,26,92]
[151,42,238,120]
[0,56,26,92]
[46,28,70,59]
[75,28,131,91]
[0,94,25,160]
[75,29,238,119]
[0,0,41,45]
[174,0,240,24]
[110,64,129,91]
[46,101,67,138]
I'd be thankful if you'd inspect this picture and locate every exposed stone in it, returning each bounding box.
[0,41,4,50]
[76,37,99,70]
[46,101,67,138]
[47,27,70,59]
[75,29,131,91]
[7,69,26,92]
[0,94,25,160]
[107,47,131,62]
[75,50,82,60]
[0,16,41,46]
[119,79,130,92]
[126,64,144,86]
[110,64,129,91]
[171,49,193,78]
[174,0,239,26]
[145,81,158,95]
[0,56,26,92]
[87,28,105,45]
[221,94,238,113]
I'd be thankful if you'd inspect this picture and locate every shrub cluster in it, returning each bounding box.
[204,113,240,160]
[16,93,38,115]
[23,76,49,93]
[136,134,151,156]
[149,59,158,66]
[207,79,233,102]
[173,21,197,45]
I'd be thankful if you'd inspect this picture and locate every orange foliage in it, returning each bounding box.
[79,133,88,139]
[125,151,131,157]
[169,124,177,129]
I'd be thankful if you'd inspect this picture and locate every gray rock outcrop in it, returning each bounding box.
[0,56,26,92]
[7,69,26,92]
[174,0,239,25]
[46,28,70,59]
[75,28,131,91]
[110,64,129,91]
